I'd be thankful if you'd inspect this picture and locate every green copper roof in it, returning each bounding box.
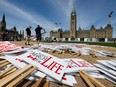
[72,0,76,13]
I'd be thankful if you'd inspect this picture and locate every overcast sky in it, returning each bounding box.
[0,0,116,37]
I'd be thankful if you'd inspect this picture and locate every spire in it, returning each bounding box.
[72,0,76,13]
[1,13,6,31]
[2,14,6,23]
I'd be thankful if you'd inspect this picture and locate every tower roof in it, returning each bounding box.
[72,0,76,13]
[2,14,6,23]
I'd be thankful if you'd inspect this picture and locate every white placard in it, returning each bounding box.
[4,56,46,78]
[98,69,116,84]
[95,64,116,76]
[16,50,68,81]
[97,60,116,71]
[64,58,97,73]
[88,71,105,78]
[47,74,77,86]
[106,60,116,67]
[25,76,39,81]
[0,41,20,52]
[3,48,28,54]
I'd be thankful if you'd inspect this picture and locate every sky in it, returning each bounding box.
[0,0,116,38]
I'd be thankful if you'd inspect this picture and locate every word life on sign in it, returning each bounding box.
[64,58,97,73]
[17,50,68,81]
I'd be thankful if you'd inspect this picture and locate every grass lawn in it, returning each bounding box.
[42,41,116,48]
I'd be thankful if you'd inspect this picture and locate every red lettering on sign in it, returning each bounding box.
[62,77,67,80]
[27,55,36,60]
[55,64,64,75]
[62,74,67,81]
[41,57,52,67]
[41,57,64,75]
[15,58,23,62]
[48,61,56,70]
[71,60,94,67]
[67,65,72,68]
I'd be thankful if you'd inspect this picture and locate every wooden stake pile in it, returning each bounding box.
[0,59,49,87]
[79,70,106,87]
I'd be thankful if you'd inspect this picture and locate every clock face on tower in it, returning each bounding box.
[72,13,75,16]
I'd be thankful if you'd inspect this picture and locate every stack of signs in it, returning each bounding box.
[63,58,98,73]
[95,50,114,57]
[63,58,104,79]
[5,50,68,79]
[0,42,103,86]
[2,56,46,78]
[95,60,116,84]
[2,50,77,86]
[0,41,20,53]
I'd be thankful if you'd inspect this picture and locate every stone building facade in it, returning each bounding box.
[0,14,23,41]
[50,1,113,42]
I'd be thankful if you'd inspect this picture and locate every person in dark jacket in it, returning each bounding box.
[35,25,46,44]
[25,26,32,45]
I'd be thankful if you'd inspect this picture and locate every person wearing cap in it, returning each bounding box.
[25,26,32,45]
[35,25,46,44]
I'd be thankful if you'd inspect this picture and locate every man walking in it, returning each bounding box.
[25,26,32,45]
[35,25,46,44]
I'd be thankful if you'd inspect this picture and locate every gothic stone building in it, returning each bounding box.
[50,1,113,42]
[0,14,23,41]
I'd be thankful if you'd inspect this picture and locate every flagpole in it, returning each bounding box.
[108,11,113,24]
[108,16,110,24]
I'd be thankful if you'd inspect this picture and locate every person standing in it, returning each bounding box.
[35,25,46,44]
[25,26,32,45]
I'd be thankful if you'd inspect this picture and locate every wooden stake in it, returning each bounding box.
[0,65,33,87]
[33,77,44,87]
[0,60,8,64]
[6,66,37,87]
[80,70,106,87]
[22,80,33,87]
[0,66,15,77]
[44,80,49,87]
[79,71,95,87]
[0,62,10,68]
[1,68,17,78]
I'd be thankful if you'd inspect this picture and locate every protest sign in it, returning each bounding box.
[106,60,116,67]
[0,41,20,53]
[98,69,116,84]
[4,55,46,78]
[3,48,28,54]
[95,60,116,84]
[95,64,116,76]
[63,59,97,73]
[97,60,116,71]
[46,74,77,86]
[16,50,68,81]
[88,71,105,78]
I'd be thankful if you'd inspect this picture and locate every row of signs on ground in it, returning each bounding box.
[0,41,116,86]
[0,41,115,57]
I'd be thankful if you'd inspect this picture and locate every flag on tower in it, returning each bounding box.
[108,11,113,18]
